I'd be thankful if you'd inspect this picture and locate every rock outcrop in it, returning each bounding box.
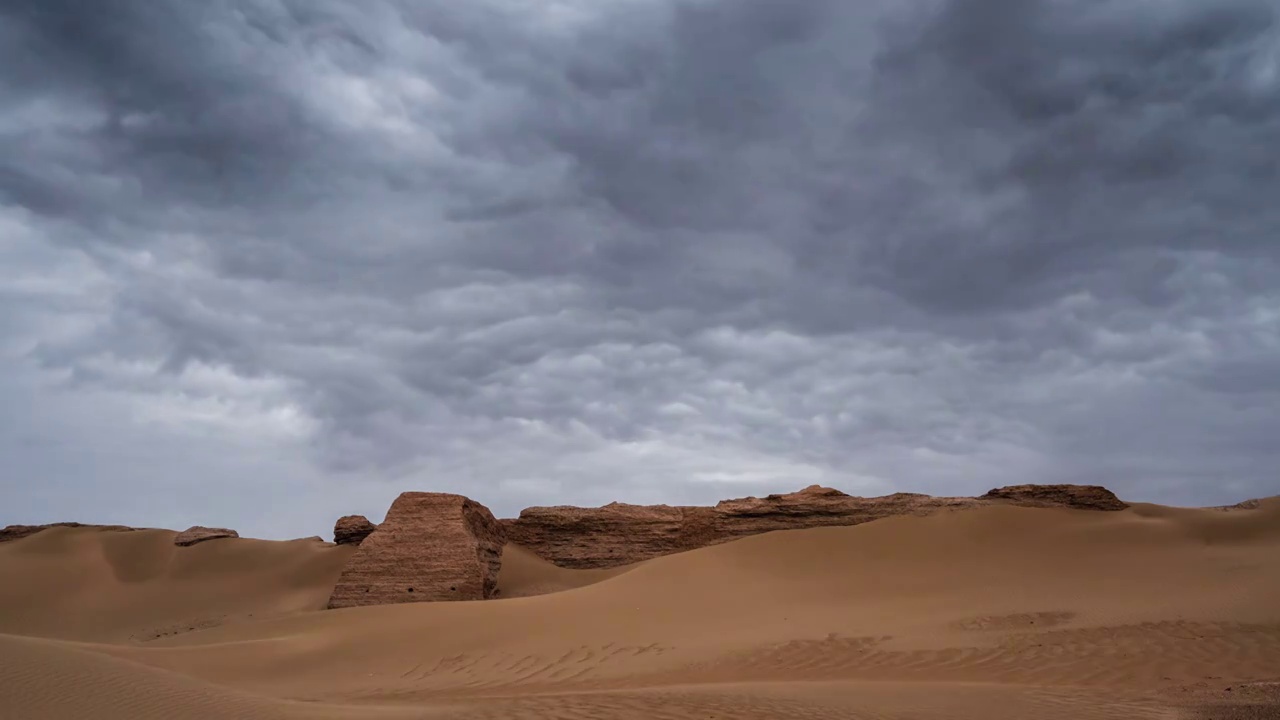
[981,484,1129,511]
[173,526,240,547]
[706,485,983,543]
[1216,498,1264,511]
[0,523,140,544]
[333,515,377,546]
[503,485,986,569]
[501,502,687,571]
[328,493,506,609]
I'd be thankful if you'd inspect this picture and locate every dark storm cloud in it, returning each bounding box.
[1,1,324,217]
[2,0,1278,537]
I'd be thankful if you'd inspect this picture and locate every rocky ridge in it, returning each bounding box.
[503,485,985,569]
[503,484,1129,569]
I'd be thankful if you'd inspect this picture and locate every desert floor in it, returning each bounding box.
[2,500,1278,719]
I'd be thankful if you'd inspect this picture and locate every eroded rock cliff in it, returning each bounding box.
[503,485,987,569]
[503,484,1133,569]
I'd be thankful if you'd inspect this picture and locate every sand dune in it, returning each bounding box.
[0,526,354,643]
[1,500,1277,718]
[495,543,633,599]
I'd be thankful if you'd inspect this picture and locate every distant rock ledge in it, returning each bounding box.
[980,484,1129,512]
[0,522,242,546]
[0,522,141,544]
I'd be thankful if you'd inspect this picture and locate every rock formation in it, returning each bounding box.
[503,485,986,569]
[328,492,506,609]
[333,515,377,546]
[173,526,240,547]
[1215,498,1264,511]
[504,484,1134,569]
[0,523,140,544]
[706,485,983,543]
[501,502,687,571]
[981,484,1129,511]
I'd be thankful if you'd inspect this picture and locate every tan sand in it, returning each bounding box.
[1,500,1278,719]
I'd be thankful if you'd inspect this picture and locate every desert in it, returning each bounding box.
[1,484,1277,719]
[7,0,1280,717]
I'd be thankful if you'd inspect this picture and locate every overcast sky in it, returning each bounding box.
[2,0,1278,540]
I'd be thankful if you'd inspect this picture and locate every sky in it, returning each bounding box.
[2,0,1278,540]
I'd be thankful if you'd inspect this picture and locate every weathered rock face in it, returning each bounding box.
[333,515,378,546]
[0,523,140,544]
[328,493,506,609]
[500,502,686,571]
[173,526,240,547]
[503,485,987,569]
[706,486,984,543]
[981,484,1129,511]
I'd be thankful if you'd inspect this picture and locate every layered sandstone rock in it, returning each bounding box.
[333,515,378,546]
[706,485,984,543]
[503,485,986,569]
[173,526,240,547]
[328,493,506,609]
[0,523,141,544]
[501,502,687,570]
[981,484,1128,511]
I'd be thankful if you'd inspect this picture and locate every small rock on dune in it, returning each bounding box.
[981,484,1128,511]
[173,526,240,547]
[333,515,378,545]
[328,492,505,609]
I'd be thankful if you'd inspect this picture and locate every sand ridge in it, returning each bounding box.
[1,499,1278,718]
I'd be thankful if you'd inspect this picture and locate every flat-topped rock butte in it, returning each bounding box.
[327,492,506,609]
[980,483,1129,511]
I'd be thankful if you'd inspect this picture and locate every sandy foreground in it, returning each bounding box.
[1,501,1278,719]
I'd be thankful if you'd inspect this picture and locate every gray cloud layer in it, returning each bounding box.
[3,0,1278,538]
